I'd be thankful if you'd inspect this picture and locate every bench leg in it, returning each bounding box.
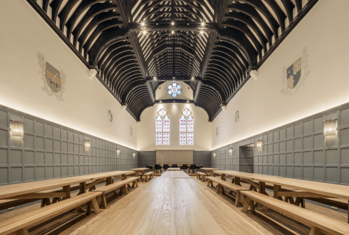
[134,180,139,187]
[101,194,107,209]
[119,186,124,196]
[202,176,206,182]
[221,186,226,195]
[123,185,128,195]
[217,185,221,194]
[207,179,211,187]
[235,192,241,207]
[145,176,148,182]
[310,227,321,235]
[242,197,251,213]
[18,228,29,235]
[249,200,256,214]
[91,198,100,214]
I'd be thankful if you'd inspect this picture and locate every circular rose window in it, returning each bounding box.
[167,82,182,97]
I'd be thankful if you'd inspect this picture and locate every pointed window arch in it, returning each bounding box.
[156,109,170,145]
[179,109,194,145]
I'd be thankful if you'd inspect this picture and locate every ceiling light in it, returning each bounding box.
[200,30,204,34]
[143,30,147,34]
[191,77,194,80]
[201,22,205,26]
[141,22,145,26]
[171,30,174,34]
[171,22,175,26]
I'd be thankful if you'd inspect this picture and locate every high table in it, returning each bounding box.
[0,171,133,209]
[129,168,149,182]
[216,170,349,222]
[167,168,181,171]
[201,168,218,176]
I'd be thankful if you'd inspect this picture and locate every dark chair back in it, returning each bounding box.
[181,164,188,170]
[190,164,197,170]
[172,164,178,168]
[163,164,169,170]
[196,164,203,169]
[146,164,153,170]
[155,164,161,170]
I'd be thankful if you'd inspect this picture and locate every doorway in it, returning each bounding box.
[239,144,254,173]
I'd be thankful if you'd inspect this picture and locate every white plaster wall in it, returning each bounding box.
[156,81,194,100]
[212,0,349,149]
[137,103,212,151]
[0,0,138,149]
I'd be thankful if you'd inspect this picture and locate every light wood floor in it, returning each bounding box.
[0,173,347,235]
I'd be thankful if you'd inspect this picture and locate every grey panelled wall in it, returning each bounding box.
[138,151,156,167]
[193,151,211,167]
[138,151,211,168]
[0,105,138,186]
[212,102,349,185]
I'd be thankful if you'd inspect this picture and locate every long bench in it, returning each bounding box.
[143,172,154,182]
[241,190,349,235]
[207,177,249,207]
[197,172,207,181]
[0,191,102,235]
[95,177,139,209]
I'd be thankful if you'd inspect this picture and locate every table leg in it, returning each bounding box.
[235,177,241,186]
[135,171,141,182]
[78,182,87,195]
[221,174,225,180]
[273,185,283,200]
[106,177,113,185]
[140,170,145,181]
[63,185,71,199]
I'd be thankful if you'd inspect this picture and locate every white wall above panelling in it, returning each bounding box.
[0,0,138,149]
[137,103,212,151]
[212,0,349,150]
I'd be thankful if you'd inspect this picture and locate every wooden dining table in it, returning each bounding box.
[0,171,133,210]
[129,168,149,181]
[216,170,349,223]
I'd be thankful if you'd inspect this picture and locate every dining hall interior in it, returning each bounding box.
[0,0,349,234]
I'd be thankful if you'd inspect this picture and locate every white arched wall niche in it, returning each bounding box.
[156,81,193,100]
[137,103,212,151]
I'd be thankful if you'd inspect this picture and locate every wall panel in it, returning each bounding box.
[0,105,138,185]
[211,103,349,185]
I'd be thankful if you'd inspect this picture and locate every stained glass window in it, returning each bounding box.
[163,133,170,145]
[187,133,194,145]
[163,115,170,132]
[179,109,194,145]
[156,109,170,145]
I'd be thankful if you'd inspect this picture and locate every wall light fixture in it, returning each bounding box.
[257,140,263,151]
[324,119,338,137]
[84,140,91,152]
[10,120,24,138]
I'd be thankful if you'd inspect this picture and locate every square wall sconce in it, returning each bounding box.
[257,140,263,151]
[213,152,216,158]
[84,140,91,152]
[133,152,136,158]
[10,120,24,138]
[229,148,233,155]
[324,119,338,137]
[116,148,120,156]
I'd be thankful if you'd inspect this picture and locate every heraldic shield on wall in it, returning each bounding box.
[45,62,61,93]
[287,58,301,89]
